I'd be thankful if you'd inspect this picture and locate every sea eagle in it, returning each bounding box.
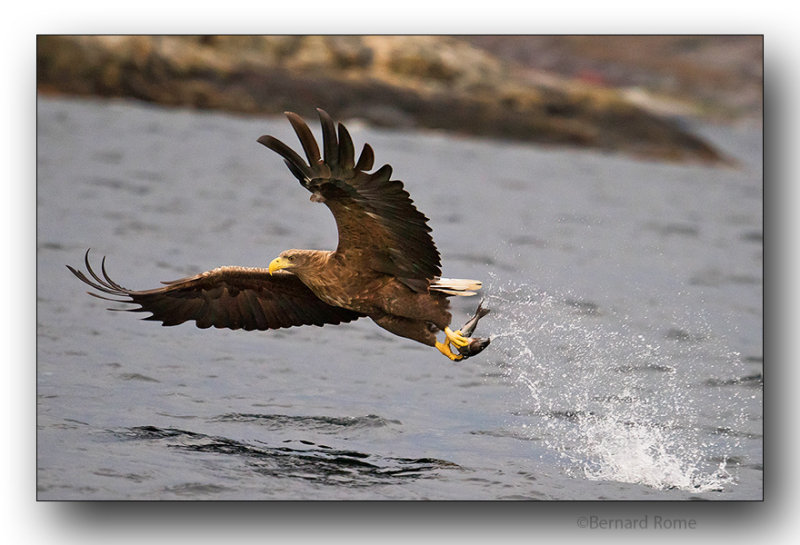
[68,109,490,360]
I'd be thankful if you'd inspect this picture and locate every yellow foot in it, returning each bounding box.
[444,327,471,348]
[435,340,463,361]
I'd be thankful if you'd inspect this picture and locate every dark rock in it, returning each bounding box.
[37,35,735,165]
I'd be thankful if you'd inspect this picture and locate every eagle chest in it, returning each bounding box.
[307,265,387,313]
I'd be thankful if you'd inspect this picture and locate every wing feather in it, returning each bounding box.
[256,135,312,182]
[68,250,364,331]
[354,143,374,172]
[316,108,339,170]
[285,111,321,166]
[337,122,355,172]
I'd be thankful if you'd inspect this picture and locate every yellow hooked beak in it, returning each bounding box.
[268,256,291,275]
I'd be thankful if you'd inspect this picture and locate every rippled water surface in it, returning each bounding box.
[37,97,762,500]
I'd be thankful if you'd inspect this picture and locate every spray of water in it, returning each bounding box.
[484,275,745,493]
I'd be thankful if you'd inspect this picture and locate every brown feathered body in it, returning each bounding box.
[278,249,452,346]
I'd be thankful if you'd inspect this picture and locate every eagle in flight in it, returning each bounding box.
[69,109,490,361]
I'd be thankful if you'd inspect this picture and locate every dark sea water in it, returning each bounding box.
[37,96,762,500]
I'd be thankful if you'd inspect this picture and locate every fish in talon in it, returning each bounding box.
[459,301,490,338]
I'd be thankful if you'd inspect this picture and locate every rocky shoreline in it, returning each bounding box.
[37,35,754,165]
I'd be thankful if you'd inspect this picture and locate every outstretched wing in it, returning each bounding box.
[67,250,364,331]
[257,109,441,292]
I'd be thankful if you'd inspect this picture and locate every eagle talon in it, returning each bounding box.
[436,340,464,361]
[444,327,471,348]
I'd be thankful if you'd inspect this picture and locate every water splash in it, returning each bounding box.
[484,275,747,493]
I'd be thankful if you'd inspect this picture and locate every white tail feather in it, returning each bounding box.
[429,277,482,296]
